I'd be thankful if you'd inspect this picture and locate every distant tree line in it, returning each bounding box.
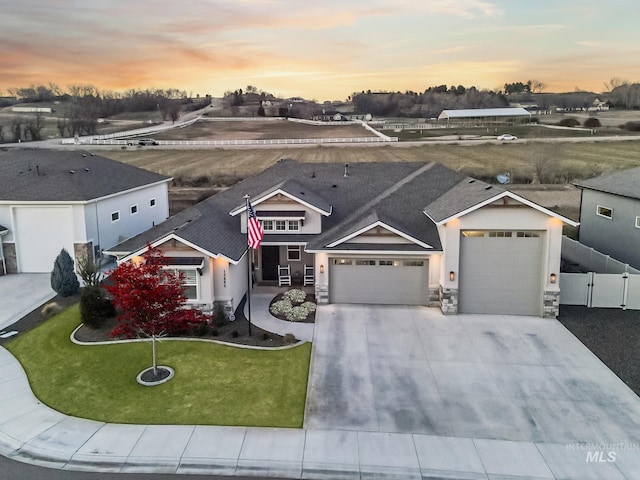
[351,86,509,118]
[1,84,211,140]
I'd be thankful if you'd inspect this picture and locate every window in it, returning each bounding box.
[636,216,640,228]
[287,245,301,261]
[164,268,198,300]
[597,205,613,219]
[489,231,512,238]
[262,220,274,231]
[288,220,299,231]
[130,205,138,215]
[461,231,485,237]
[516,231,541,238]
[275,220,286,231]
[403,260,424,267]
[111,211,120,222]
[355,259,376,266]
[332,259,352,265]
[150,198,156,207]
[379,260,394,266]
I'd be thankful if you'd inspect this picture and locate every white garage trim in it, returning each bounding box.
[329,257,429,305]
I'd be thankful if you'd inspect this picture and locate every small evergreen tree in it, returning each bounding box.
[50,248,79,297]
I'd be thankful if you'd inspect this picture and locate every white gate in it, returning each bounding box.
[560,272,640,310]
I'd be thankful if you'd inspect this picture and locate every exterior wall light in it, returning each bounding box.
[449,271,455,281]
[550,273,557,284]
[320,264,324,274]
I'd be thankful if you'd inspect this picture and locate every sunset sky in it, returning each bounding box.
[1,0,639,101]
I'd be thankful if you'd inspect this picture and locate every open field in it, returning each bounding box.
[101,140,640,186]
[153,119,376,141]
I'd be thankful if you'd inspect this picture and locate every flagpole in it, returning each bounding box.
[244,194,252,337]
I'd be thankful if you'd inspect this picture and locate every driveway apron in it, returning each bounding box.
[304,304,640,445]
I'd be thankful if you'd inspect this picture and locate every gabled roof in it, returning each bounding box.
[438,107,530,119]
[424,181,579,227]
[574,167,640,201]
[0,149,171,202]
[229,179,332,216]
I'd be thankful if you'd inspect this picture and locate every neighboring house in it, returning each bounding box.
[107,160,576,318]
[438,107,532,124]
[0,149,171,274]
[574,167,640,269]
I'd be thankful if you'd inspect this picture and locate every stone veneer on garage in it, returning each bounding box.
[439,285,458,314]
[543,291,560,318]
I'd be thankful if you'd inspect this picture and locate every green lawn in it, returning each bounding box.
[5,304,311,427]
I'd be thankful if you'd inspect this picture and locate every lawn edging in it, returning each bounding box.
[70,323,307,351]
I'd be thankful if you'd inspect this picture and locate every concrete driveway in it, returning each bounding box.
[0,274,54,330]
[305,305,640,444]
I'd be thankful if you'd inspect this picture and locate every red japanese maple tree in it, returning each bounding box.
[104,245,209,339]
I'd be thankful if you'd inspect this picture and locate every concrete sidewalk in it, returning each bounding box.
[3,346,637,479]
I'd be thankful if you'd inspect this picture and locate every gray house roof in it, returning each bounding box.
[0,149,171,202]
[111,160,503,262]
[424,179,506,223]
[574,167,640,200]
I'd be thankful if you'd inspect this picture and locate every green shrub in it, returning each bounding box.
[80,286,115,329]
[583,118,601,128]
[557,117,580,127]
[41,302,62,318]
[50,248,80,297]
[284,288,307,304]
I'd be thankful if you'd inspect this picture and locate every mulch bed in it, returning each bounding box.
[3,292,295,348]
[268,293,317,323]
[558,305,640,396]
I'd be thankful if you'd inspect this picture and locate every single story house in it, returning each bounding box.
[438,107,532,125]
[107,160,576,318]
[0,149,171,274]
[574,167,640,269]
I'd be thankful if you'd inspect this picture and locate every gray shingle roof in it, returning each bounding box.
[0,149,171,202]
[574,167,640,200]
[424,179,506,223]
[107,159,505,262]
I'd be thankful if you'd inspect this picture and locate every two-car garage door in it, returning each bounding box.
[329,258,428,305]
[459,230,543,316]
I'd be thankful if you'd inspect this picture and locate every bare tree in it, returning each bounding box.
[10,116,24,142]
[527,143,565,184]
[530,80,546,94]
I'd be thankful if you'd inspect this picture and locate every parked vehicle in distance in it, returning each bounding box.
[128,138,159,146]
[138,138,159,145]
[497,134,517,141]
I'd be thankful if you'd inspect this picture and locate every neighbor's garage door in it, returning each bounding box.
[14,207,75,273]
[329,258,428,305]
[459,231,543,316]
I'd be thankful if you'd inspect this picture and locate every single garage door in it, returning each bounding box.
[14,206,75,273]
[459,230,543,316]
[329,258,428,305]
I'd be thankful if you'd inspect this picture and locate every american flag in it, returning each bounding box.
[247,202,264,249]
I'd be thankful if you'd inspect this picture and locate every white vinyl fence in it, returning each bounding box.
[560,272,640,310]
[560,237,640,310]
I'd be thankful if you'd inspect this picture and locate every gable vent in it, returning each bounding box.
[468,179,475,183]
[484,185,492,190]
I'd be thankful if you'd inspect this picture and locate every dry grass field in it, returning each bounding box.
[102,140,640,185]
[153,120,376,141]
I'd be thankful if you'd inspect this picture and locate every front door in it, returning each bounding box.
[261,246,280,281]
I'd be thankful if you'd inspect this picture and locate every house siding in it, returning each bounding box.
[579,190,640,269]
[93,183,169,252]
